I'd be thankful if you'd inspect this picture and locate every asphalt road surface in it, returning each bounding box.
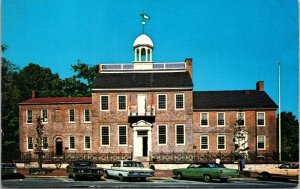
[2,177,298,188]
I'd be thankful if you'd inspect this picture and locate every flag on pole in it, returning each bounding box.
[140,14,150,20]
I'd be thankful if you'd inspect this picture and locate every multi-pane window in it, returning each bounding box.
[100,95,109,111]
[118,126,127,145]
[42,137,48,149]
[69,136,75,149]
[69,109,75,122]
[41,109,48,122]
[101,126,110,146]
[257,135,265,150]
[27,110,33,123]
[237,112,245,126]
[176,125,185,145]
[217,112,225,126]
[84,109,91,122]
[200,135,209,150]
[84,136,91,149]
[158,125,167,145]
[118,96,127,111]
[175,94,184,110]
[217,135,226,150]
[200,113,209,126]
[27,137,33,150]
[257,112,265,126]
[157,94,167,110]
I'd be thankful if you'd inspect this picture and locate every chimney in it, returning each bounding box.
[32,90,36,99]
[256,81,264,91]
[185,58,192,78]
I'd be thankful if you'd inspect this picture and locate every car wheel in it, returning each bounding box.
[140,177,146,181]
[119,174,125,182]
[105,171,111,179]
[203,174,212,182]
[220,178,228,182]
[177,172,183,180]
[262,172,270,181]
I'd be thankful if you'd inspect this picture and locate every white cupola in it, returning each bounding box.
[133,34,154,69]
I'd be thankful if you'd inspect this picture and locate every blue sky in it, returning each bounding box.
[2,0,299,117]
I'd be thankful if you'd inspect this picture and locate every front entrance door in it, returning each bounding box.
[55,138,63,156]
[138,95,146,115]
[142,137,148,157]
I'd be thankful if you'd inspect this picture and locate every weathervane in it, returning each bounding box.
[140,13,150,34]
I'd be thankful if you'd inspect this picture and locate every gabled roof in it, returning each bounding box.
[19,97,92,105]
[92,71,193,90]
[193,90,278,110]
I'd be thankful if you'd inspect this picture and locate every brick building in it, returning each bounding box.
[19,33,278,162]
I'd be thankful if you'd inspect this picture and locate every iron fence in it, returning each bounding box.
[11,151,281,164]
[19,152,132,164]
[151,152,280,164]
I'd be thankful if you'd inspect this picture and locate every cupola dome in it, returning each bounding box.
[133,34,154,48]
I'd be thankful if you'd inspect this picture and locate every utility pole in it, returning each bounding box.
[278,63,281,161]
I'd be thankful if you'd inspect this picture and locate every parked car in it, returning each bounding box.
[105,160,154,181]
[66,160,104,181]
[172,162,239,182]
[255,162,299,181]
[1,162,24,179]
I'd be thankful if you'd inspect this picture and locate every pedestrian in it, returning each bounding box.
[216,157,221,164]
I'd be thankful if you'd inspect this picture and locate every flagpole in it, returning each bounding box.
[278,63,281,161]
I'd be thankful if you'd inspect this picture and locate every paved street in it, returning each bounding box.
[2,177,298,188]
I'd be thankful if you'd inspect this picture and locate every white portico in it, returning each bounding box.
[132,120,153,160]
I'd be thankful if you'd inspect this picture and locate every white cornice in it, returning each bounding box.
[92,87,193,92]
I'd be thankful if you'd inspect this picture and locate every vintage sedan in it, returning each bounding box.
[173,162,239,182]
[105,160,154,181]
[66,160,104,181]
[1,163,18,179]
[256,162,299,181]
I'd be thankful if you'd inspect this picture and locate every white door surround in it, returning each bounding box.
[132,120,152,160]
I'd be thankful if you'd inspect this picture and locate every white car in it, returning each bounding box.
[105,160,154,181]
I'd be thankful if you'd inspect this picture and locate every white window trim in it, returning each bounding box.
[100,95,110,111]
[68,109,76,123]
[26,110,33,124]
[237,112,246,126]
[157,94,167,110]
[257,135,266,150]
[200,112,209,127]
[217,135,226,150]
[175,93,185,110]
[69,136,76,150]
[118,125,128,146]
[175,124,185,145]
[42,137,48,150]
[41,109,48,123]
[117,95,127,111]
[27,137,33,151]
[84,136,91,150]
[157,125,167,145]
[200,135,209,150]
[101,125,110,146]
[257,112,266,126]
[217,112,226,127]
[83,109,91,123]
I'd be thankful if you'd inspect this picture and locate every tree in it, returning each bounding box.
[71,60,98,95]
[1,45,21,159]
[278,112,299,162]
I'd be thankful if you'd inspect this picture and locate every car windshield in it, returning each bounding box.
[123,161,144,168]
[74,161,93,166]
[207,163,225,168]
